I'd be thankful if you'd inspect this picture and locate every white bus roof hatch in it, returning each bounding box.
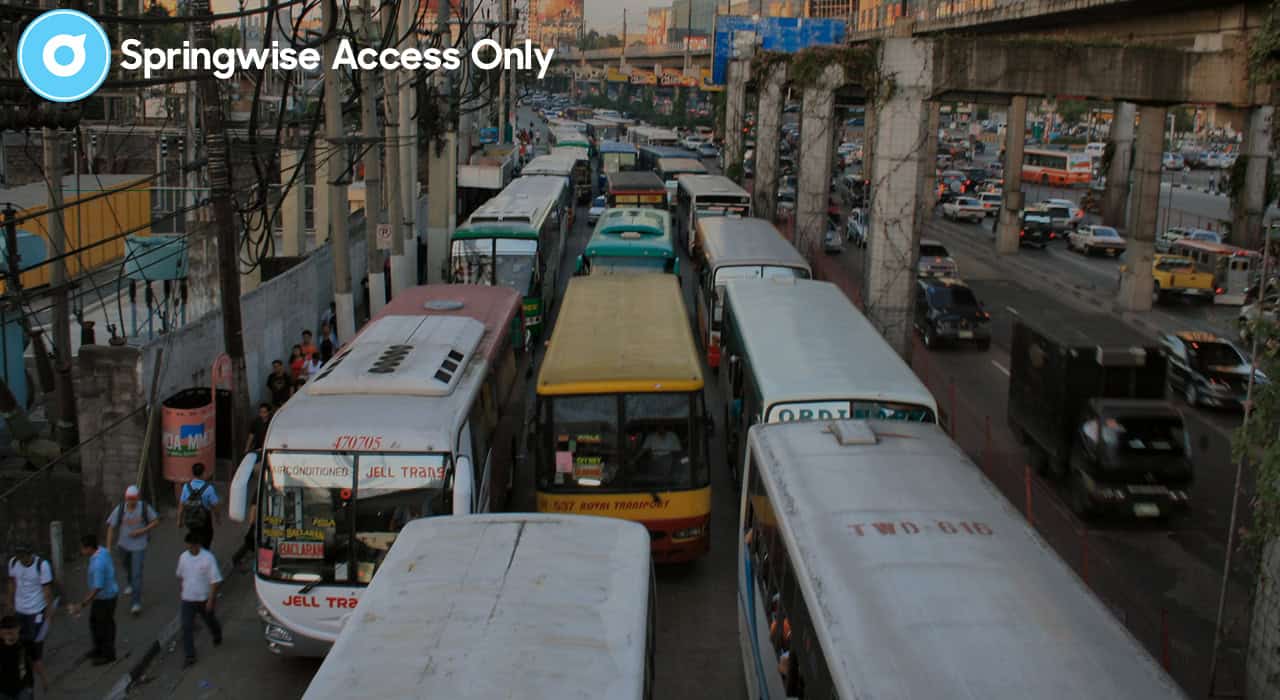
[306,315,484,397]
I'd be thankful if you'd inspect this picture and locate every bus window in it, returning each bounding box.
[352,454,450,582]
[625,393,694,489]
[550,395,620,487]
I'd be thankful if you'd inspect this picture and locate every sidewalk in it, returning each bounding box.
[40,482,241,700]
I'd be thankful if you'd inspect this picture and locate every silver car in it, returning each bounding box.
[918,240,958,277]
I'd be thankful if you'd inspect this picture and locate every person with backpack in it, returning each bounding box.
[0,615,33,700]
[177,463,219,549]
[5,545,49,693]
[105,485,160,615]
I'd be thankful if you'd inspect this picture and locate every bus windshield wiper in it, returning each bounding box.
[297,580,320,595]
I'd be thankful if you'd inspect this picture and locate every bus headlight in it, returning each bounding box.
[673,526,705,540]
[265,622,294,644]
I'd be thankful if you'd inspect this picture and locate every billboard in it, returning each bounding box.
[531,0,583,48]
[710,16,847,84]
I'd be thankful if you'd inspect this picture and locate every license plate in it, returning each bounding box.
[1133,503,1161,518]
[958,330,974,339]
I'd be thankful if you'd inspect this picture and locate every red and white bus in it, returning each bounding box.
[1021,148,1092,187]
[228,285,526,656]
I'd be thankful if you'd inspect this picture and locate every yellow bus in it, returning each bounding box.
[535,274,711,563]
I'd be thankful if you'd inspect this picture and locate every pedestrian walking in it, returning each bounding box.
[244,403,271,457]
[0,616,33,700]
[177,463,219,550]
[266,360,292,409]
[176,533,222,668]
[5,546,49,693]
[67,535,117,665]
[105,486,159,615]
[318,322,336,363]
[1209,173,1218,194]
[299,330,318,359]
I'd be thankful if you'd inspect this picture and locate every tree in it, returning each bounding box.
[141,2,186,49]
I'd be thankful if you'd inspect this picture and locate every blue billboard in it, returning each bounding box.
[711,16,847,85]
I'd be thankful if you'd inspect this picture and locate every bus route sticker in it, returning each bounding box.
[555,450,573,474]
[257,547,273,576]
[278,541,325,559]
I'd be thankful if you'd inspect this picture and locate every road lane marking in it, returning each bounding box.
[991,360,1010,377]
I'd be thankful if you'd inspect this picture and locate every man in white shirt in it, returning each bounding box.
[5,544,50,692]
[175,532,223,667]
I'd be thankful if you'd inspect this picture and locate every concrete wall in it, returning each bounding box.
[76,345,148,521]
[140,215,368,410]
[1250,539,1280,700]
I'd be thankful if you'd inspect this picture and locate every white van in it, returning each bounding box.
[1085,142,1106,160]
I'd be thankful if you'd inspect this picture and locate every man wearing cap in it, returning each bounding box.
[105,486,160,615]
[5,546,50,693]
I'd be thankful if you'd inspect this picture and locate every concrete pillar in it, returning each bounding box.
[76,345,147,517]
[1102,101,1136,228]
[1234,106,1273,251]
[280,148,306,256]
[796,64,843,259]
[918,102,941,227]
[996,95,1027,255]
[864,38,934,357]
[752,61,787,223]
[723,59,748,182]
[426,132,457,284]
[1118,104,1166,312]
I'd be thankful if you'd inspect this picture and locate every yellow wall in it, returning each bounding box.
[8,177,153,290]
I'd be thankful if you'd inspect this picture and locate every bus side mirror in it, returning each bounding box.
[575,255,585,275]
[453,456,474,516]
[673,259,681,276]
[229,452,257,523]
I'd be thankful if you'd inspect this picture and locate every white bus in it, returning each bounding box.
[738,419,1189,700]
[550,145,593,203]
[302,514,655,700]
[228,285,526,656]
[674,174,753,255]
[629,125,680,148]
[720,278,937,481]
[692,217,811,370]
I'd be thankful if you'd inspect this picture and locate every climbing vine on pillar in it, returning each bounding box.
[1228,155,1278,227]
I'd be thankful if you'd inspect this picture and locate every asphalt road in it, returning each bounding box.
[130,107,748,700]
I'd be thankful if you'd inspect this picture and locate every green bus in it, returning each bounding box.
[450,175,569,347]
[575,207,679,276]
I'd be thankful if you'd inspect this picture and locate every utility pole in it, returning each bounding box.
[383,0,407,297]
[363,0,386,317]
[426,0,456,283]
[190,0,251,461]
[323,0,355,340]
[684,0,692,75]
[398,0,418,287]
[621,8,627,69]
[42,128,77,448]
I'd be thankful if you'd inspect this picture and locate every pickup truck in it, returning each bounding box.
[941,197,985,223]
[1118,254,1215,303]
[1008,307,1191,520]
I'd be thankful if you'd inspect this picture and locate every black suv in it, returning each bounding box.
[1019,208,1056,249]
[914,277,992,350]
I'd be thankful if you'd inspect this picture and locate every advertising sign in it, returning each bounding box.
[710,16,846,85]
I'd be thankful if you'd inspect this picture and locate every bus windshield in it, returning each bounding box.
[765,400,936,424]
[588,256,671,275]
[451,238,538,292]
[602,152,637,173]
[259,452,450,585]
[713,265,809,287]
[545,393,706,492]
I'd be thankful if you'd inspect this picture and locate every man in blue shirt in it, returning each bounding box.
[68,534,118,665]
[177,463,220,549]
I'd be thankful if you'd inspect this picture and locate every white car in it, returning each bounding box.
[1069,225,1127,256]
[587,196,606,224]
[846,208,868,247]
[977,192,1002,217]
[824,217,845,254]
[918,240,958,277]
[1239,287,1278,343]
[942,197,985,223]
[1041,198,1085,226]
[681,136,707,151]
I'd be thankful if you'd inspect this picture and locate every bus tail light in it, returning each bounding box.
[1216,287,1225,295]
[1019,230,1025,238]
[1049,232,1057,240]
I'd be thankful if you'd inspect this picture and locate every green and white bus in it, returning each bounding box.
[451,175,569,346]
[575,208,679,277]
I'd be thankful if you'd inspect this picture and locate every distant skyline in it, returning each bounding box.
[583,0,662,36]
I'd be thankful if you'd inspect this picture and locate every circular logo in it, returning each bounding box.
[17,10,111,103]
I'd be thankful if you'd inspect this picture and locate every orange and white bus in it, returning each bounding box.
[534,274,711,563]
[1021,148,1092,187]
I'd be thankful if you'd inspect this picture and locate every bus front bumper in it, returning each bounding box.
[259,606,332,657]
[645,514,711,564]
